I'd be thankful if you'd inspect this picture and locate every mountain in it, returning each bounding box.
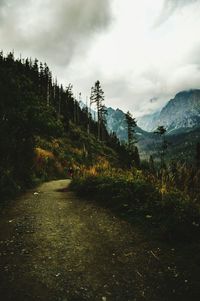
[137,111,160,132]
[106,107,150,142]
[105,91,200,162]
[141,125,200,163]
[138,89,200,132]
[106,107,127,141]
[105,107,157,160]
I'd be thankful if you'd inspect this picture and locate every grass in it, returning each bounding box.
[70,170,200,242]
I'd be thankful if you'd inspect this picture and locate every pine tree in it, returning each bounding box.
[0,52,129,200]
[125,111,137,148]
[149,155,155,172]
[134,146,140,168]
[90,80,106,140]
[195,142,200,169]
[154,125,168,195]
[125,111,140,167]
[154,125,167,169]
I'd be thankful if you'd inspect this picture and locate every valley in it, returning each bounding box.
[106,90,200,162]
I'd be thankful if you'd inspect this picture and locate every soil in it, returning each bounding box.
[0,180,199,301]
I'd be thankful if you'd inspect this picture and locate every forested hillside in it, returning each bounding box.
[0,52,134,201]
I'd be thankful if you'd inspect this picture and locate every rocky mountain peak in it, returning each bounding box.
[138,89,200,132]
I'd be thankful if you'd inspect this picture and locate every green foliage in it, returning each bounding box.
[154,125,168,169]
[90,80,107,141]
[196,142,200,169]
[70,173,159,213]
[70,172,200,241]
[125,111,137,147]
[0,52,129,201]
[156,191,200,241]
[0,169,21,201]
[124,111,140,167]
[0,53,66,200]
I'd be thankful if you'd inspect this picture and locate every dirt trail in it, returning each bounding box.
[0,180,199,301]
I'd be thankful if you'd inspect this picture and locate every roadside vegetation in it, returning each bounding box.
[70,162,200,242]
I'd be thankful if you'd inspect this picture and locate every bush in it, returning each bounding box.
[0,169,21,202]
[70,174,159,211]
[157,191,200,241]
[70,173,200,241]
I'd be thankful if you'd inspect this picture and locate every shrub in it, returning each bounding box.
[157,191,200,241]
[0,169,21,202]
[70,173,200,241]
[70,174,159,211]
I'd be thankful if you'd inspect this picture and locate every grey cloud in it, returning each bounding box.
[164,0,198,10]
[187,43,200,68]
[102,77,163,116]
[103,59,200,117]
[1,0,199,118]
[0,0,7,8]
[0,0,111,65]
[155,0,199,26]
[0,0,7,23]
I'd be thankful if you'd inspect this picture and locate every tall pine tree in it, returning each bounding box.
[125,111,140,167]
[90,80,107,140]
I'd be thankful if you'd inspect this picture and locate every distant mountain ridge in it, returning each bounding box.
[80,89,200,162]
[106,107,150,142]
[106,107,127,141]
[105,89,200,161]
[137,111,160,132]
[138,89,200,132]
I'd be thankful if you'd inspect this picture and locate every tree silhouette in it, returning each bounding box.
[154,125,167,169]
[90,80,107,140]
[125,111,137,148]
[125,111,140,167]
[154,125,168,194]
[195,142,200,169]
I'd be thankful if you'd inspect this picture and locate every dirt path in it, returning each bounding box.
[0,180,199,301]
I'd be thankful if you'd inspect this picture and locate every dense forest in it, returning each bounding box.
[0,52,141,201]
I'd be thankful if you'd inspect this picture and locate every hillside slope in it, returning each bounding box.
[0,53,129,201]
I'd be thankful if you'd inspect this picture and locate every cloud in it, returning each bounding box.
[187,42,200,68]
[164,0,198,10]
[0,0,112,65]
[1,0,200,118]
[155,0,199,26]
[0,0,7,8]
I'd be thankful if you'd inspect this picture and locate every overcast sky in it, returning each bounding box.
[1,0,200,116]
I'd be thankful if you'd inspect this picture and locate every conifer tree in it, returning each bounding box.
[125,111,140,167]
[0,52,128,200]
[125,111,137,148]
[154,125,168,195]
[154,125,167,169]
[90,80,107,140]
[149,155,155,173]
[195,142,200,169]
